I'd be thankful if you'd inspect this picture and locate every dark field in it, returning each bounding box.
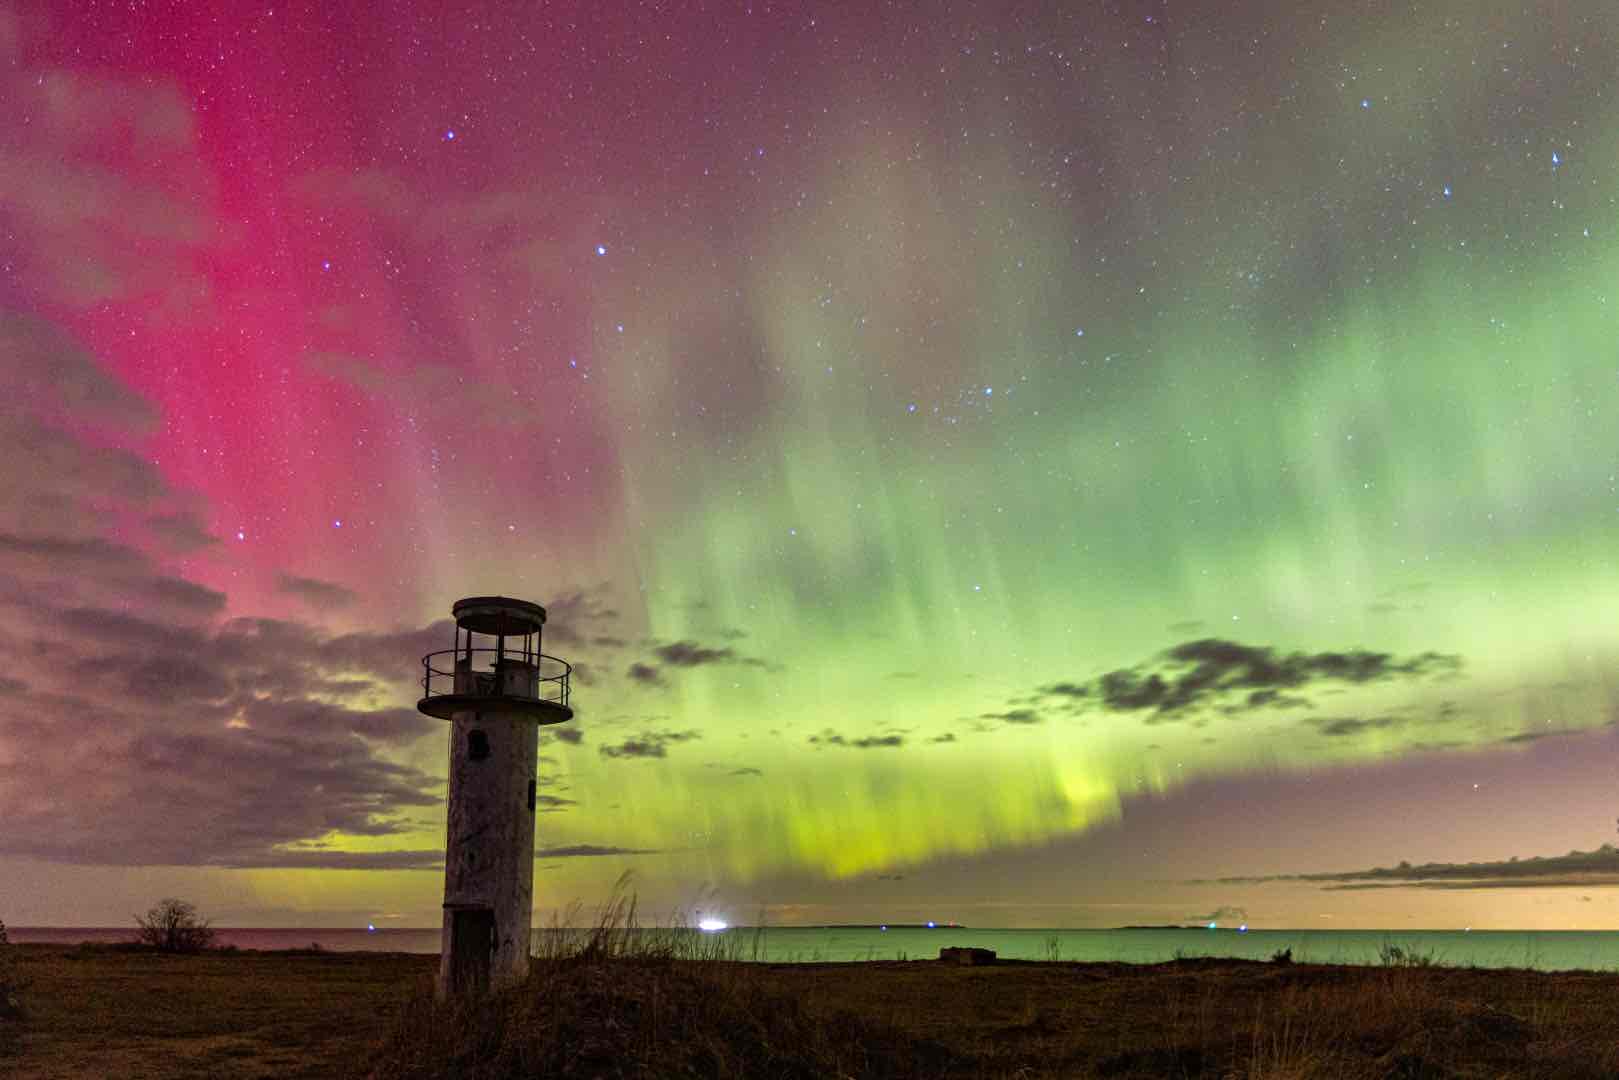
[6,943,1619,1078]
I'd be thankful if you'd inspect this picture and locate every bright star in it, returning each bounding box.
[444,129,456,140]
[596,244,608,256]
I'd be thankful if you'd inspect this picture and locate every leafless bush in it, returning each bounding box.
[0,919,27,1024]
[134,898,217,953]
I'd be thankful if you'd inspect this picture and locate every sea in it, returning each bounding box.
[10,925,1619,972]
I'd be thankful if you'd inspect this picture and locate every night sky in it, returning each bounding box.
[5,1,1619,930]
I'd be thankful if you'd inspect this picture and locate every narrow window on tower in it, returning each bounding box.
[527,779,537,812]
[468,729,490,760]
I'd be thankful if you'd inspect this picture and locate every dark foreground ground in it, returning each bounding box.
[5,943,1619,1078]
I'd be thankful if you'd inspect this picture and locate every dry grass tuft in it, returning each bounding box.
[371,880,954,1079]
[369,954,955,1080]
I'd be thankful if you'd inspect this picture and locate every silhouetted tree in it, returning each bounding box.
[0,919,26,1021]
[134,898,216,953]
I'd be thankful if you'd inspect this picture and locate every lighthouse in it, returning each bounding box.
[418,596,573,997]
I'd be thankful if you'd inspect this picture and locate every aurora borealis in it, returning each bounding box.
[5,1,1619,930]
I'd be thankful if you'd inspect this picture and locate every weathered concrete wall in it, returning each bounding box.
[437,701,539,997]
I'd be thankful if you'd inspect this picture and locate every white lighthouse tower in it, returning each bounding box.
[418,596,573,997]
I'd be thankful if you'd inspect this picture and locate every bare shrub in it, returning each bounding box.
[134,898,216,953]
[0,919,27,1022]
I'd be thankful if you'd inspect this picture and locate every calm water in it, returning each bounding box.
[11,926,1619,971]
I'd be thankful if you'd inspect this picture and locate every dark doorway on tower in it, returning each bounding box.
[448,907,495,995]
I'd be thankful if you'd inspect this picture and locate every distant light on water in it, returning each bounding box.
[366,923,376,933]
[697,918,728,932]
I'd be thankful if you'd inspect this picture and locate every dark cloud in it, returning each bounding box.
[535,844,660,858]
[548,727,584,745]
[980,708,1043,725]
[0,313,158,431]
[809,729,905,749]
[1098,669,1172,711]
[1499,727,1582,746]
[143,511,218,553]
[142,575,228,615]
[1061,638,1461,719]
[1314,715,1401,737]
[1196,845,1619,890]
[211,850,444,871]
[653,640,734,666]
[1245,689,1311,710]
[536,794,577,812]
[277,572,360,609]
[929,733,957,744]
[625,662,666,687]
[599,730,702,759]
[730,766,763,776]
[0,328,471,869]
[620,637,773,685]
[1037,681,1088,699]
[533,587,621,648]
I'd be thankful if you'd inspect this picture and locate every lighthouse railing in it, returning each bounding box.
[421,648,570,708]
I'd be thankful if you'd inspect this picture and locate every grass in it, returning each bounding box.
[369,954,1619,1079]
[1,943,428,1079]
[8,925,1619,1077]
